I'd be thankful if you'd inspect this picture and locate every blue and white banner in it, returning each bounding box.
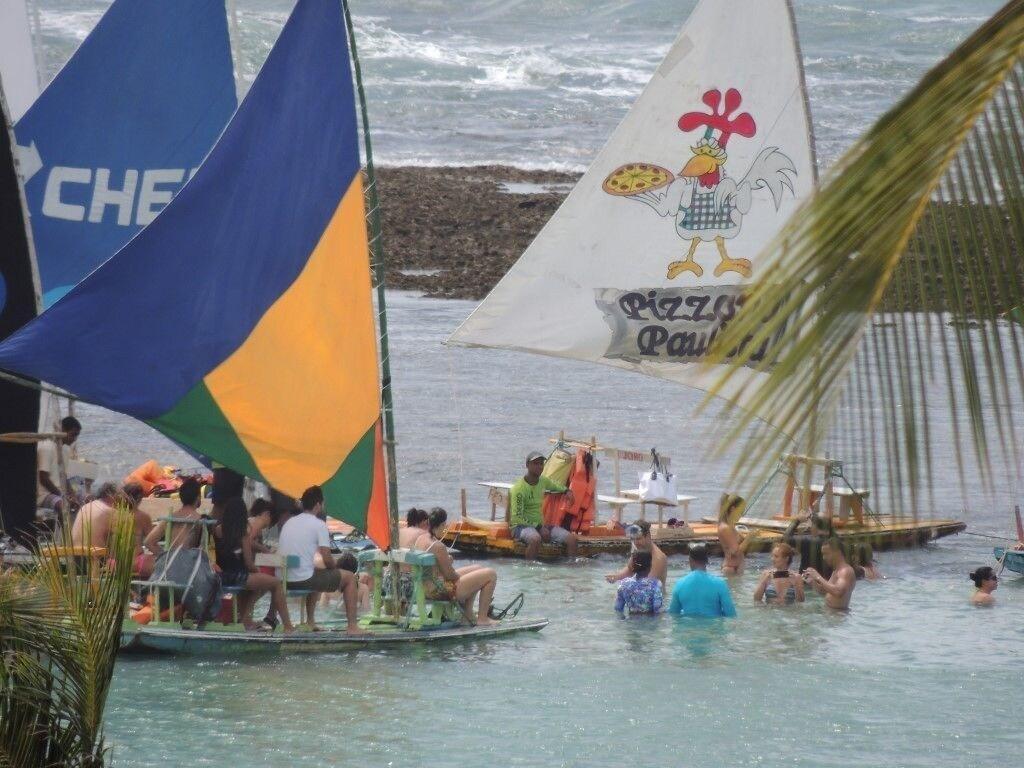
[14,0,237,306]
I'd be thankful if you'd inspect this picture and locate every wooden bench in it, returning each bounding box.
[253,552,313,623]
[357,548,461,631]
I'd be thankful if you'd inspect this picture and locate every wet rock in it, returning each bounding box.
[375,166,578,300]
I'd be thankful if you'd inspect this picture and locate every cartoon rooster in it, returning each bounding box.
[603,88,797,280]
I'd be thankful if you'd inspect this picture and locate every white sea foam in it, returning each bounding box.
[357,21,472,67]
[34,0,993,172]
[908,15,987,24]
[37,10,104,42]
[376,156,588,173]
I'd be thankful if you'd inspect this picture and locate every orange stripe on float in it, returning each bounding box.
[204,176,381,495]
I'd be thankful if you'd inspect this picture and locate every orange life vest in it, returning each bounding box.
[123,459,168,496]
[543,448,597,533]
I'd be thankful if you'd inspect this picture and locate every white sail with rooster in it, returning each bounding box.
[448,0,816,407]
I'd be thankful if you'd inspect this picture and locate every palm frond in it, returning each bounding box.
[0,503,136,767]
[704,0,1024,510]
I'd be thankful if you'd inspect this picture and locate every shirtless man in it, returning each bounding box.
[143,478,204,555]
[70,482,118,547]
[606,520,667,593]
[802,537,856,610]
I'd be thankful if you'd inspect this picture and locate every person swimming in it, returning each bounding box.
[969,566,998,606]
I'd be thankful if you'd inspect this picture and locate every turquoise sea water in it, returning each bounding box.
[106,549,1022,768]
[29,3,1024,766]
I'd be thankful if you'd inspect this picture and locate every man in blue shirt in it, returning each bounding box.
[668,544,737,617]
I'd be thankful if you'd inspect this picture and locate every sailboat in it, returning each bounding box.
[0,0,545,653]
[14,0,238,307]
[0,0,240,539]
[446,0,965,557]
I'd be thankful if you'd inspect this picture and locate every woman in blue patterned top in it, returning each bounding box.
[615,551,664,616]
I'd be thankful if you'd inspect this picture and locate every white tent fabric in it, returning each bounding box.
[449,0,816,415]
[0,0,39,121]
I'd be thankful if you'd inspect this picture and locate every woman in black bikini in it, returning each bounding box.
[754,542,804,605]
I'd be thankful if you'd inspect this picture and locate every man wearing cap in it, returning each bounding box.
[668,544,736,618]
[605,520,668,594]
[509,451,577,560]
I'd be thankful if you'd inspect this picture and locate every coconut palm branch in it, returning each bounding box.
[0,508,135,767]
[704,0,1024,511]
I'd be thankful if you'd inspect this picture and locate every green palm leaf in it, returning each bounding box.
[0,503,136,767]
[705,0,1024,510]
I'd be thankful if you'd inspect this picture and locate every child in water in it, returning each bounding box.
[614,550,663,616]
[969,566,998,606]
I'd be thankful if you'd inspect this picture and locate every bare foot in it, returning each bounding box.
[345,626,371,637]
[305,623,323,632]
[475,617,499,627]
[282,624,296,635]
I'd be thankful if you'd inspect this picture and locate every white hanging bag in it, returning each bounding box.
[638,448,677,505]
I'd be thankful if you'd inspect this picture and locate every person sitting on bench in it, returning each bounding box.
[412,508,499,626]
[214,497,295,633]
[144,478,205,556]
[277,485,366,635]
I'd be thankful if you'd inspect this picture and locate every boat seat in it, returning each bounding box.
[254,552,318,621]
[357,548,462,630]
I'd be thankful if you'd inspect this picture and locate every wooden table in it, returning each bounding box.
[620,490,699,526]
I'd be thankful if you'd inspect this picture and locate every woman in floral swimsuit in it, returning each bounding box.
[614,551,664,616]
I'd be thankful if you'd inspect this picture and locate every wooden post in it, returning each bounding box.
[781,455,796,518]
[613,449,621,497]
[824,455,835,523]
[460,488,467,519]
[799,456,811,516]
[782,476,795,518]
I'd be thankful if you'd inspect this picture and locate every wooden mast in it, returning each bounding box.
[341,0,402,619]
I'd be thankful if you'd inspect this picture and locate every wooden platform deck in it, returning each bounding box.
[442,514,966,560]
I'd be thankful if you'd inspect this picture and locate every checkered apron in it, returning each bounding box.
[676,191,733,233]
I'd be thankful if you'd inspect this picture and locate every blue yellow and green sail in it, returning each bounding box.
[0,0,390,547]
